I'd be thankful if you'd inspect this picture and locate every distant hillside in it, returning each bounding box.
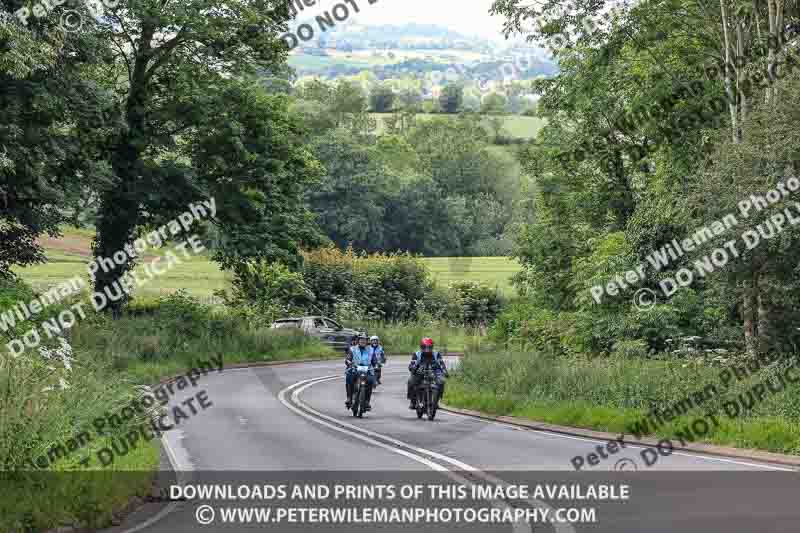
[289,21,485,48]
[286,21,556,81]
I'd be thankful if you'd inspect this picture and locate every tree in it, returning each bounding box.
[0,5,114,277]
[438,84,464,113]
[330,79,375,135]
[80,0,307,315]
[188,83,324,271]
[491,0,800,354]
[407,116,495,196]
[369,83,396,112]
[306,131,391,252]
[481,92,508,115]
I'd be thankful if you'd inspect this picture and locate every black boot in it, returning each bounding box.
[364,386,373,410]
[345,384,353,408]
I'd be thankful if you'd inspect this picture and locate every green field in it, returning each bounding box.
[371,113,545,139]
[287,53,377,71]
[15,228,521,299]
[424,257,520,295]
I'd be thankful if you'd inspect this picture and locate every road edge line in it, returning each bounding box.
[439,403,800,469]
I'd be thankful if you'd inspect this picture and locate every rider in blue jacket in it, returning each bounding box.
[407,337,447,409]
[345,334,378,410]
[369,335,385,385]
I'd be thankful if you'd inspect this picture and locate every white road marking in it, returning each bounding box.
[439,407,797,471]
[229,364,795,471]
[281,374,578,533]
[118,427,190,533]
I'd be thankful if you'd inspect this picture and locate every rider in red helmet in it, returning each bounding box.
[407,337,447,409]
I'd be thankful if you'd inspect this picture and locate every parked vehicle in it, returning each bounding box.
[414,365,440,421]
[270,316,359,351]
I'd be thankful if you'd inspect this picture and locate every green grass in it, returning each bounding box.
[2,459,159,532]
[0,283,337,532]
[370,113,545,139]
[288,53,378,71]
[16,228,522,300]
[498,115,547,138]
[349,321,490,354]
[446,351,800,457]
[425,257,520,296]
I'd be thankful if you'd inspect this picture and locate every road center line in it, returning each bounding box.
[281,374,577,533]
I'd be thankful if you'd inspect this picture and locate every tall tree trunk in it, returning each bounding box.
[742,270,760,356]
[92,28,154,318]
[757,270,772,354]
[720,0,740,142]
[766,0,785,106]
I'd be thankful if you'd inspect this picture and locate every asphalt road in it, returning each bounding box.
[108,357,800,533]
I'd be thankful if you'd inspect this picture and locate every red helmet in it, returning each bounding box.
[420,337,434,348]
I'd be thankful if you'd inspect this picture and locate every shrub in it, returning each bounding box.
[352,252,430,321]
[415,286,451,324]
[220,262,314,326]
[300,246,355,313]
[301,246,432,322]
[610,338,650,359]
[489,301,571,355]
[446,281,503,327]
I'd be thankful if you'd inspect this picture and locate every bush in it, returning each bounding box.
[489,301,575,355]
[446,281,503,327]
[415,286,451,324]
[466,236,514,256]
[219,262,314,326]
[300,246,355,313]
[610,339,650,359]
[353,252,430,321]
[301,246,432,322]
[214,246,506,328]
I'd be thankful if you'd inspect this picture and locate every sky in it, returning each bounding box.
[293,0,512,41]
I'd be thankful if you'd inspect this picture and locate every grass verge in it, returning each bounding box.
[446,351,800,457]
[351,320,491,354]
[1,287,336,532]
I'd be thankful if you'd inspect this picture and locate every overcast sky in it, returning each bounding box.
[296,0,511,40]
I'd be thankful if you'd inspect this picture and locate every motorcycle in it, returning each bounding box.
[414,365,440,421]
[351,365,372,418]
[373,352,386,387]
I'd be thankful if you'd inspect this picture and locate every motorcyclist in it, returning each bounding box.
[345,334,378,410]
[344,334,359,357]
[369,335,386,385]
[407,337,447,409]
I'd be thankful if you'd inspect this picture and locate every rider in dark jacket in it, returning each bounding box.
[344,334,359,357]
[407,337,447,409]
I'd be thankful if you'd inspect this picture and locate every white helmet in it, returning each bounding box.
[370,335,379,342]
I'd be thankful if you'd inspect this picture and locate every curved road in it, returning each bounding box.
[110,357,800,533]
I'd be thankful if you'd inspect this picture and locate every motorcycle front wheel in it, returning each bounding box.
[351,384,360,417]
[426,388,436,421]
[356,384,366,418]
